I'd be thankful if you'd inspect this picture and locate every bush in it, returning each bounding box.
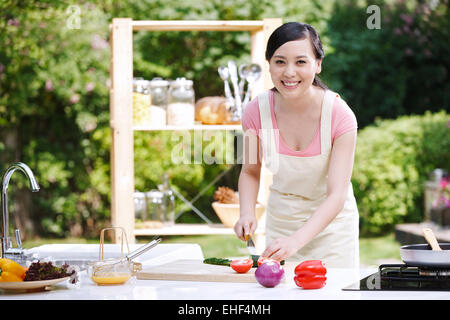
[323,0,450,128]
[0,1,112,238]
[0,0,272,237]
[353,111,450,235]
[1,0,447,239]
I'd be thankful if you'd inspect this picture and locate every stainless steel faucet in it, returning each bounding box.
[1,162,40,260]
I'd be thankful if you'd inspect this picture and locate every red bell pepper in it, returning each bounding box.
[294,260,327,289]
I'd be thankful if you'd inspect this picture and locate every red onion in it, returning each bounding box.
[254,261,284,288]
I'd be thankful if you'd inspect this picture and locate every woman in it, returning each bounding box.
[234,22,359,268]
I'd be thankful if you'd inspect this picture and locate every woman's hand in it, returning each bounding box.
[261,236,301,261]
[234,214,257,241]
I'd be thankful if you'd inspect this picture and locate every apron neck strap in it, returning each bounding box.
[320,90,337,154]
[257,89,337,156]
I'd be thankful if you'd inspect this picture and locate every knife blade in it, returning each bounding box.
[246,234,256,255]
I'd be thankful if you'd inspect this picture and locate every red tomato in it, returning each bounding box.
[257,257,279,267]
[230,259,253,273]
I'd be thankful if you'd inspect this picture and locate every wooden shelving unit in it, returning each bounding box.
[109,18,282,244]
[133,124,242,131]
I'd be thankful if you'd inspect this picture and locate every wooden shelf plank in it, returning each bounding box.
[133,124,242,131]
[132,20,264,32]
[133,223,264,236]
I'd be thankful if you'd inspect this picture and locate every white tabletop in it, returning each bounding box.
[1,244,449,300]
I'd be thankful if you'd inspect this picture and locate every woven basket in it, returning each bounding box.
[211,202,265,228]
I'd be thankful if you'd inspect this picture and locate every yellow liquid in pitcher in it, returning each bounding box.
[91,273,131,285]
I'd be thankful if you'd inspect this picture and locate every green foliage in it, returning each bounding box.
[323,0,450,127]
[133,130,235,223]
[128,0,276,99]
[353,111,450,235]
[1,1,111,237]
[0,0,277,237]
[1,0,448,239]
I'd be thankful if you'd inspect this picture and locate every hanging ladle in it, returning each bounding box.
[218,66,235,108]
[242,63,262,108]
[238,64,249,99]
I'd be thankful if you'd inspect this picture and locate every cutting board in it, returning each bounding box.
[136,259,263,283]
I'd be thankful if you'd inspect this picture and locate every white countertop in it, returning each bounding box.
[1,244,449,300]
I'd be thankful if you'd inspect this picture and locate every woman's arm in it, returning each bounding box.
[262,128,357,260]
[234,129,262,240]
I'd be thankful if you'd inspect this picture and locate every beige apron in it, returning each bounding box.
[258,90,359,268]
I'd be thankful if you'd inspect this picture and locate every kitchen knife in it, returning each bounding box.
[246,234,256,255]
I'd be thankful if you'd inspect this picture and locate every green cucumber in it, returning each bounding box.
[203,257,232,266]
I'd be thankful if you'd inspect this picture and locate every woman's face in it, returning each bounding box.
[268,38,322,98]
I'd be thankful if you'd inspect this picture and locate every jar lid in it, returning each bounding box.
[134,192,146,199]
[149,77,169,87]
[133,80,149,93]
[146,190,164,200]
[133,79,147,85]
[170,77,193,87]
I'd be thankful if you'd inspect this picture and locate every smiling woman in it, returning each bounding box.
[234,22,360,268]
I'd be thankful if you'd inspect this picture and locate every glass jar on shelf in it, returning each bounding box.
[148,77,169,128]
[145,190,164,222]
[134,191,147,221]
[158,173,175,226]
[133,78,151,126]
[167,77,195,126]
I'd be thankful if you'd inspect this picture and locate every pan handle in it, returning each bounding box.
[422,228,442,251]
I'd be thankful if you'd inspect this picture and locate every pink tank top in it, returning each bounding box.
[241,90,357,157]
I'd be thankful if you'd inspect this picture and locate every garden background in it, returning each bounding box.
[0,0,449,266]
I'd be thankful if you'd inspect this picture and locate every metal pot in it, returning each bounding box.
[400,228,450,267]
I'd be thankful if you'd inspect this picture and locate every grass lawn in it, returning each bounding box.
[359,233,402,267]
[23,233,402,267]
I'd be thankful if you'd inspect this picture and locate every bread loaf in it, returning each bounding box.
[195,96,235,124]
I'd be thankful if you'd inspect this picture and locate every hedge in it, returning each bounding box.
[352,111,449,235]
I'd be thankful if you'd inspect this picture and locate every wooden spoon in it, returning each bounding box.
[422,228,442,251]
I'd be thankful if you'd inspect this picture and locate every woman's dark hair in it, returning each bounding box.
[266,22,328,90]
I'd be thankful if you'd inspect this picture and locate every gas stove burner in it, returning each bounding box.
[379,263,450,278]
[379,263,450,279]
[419,268,450,277]
[342,263,450,291]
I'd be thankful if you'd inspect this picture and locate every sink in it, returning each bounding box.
[24,244,131,270]
[24,243,205,270]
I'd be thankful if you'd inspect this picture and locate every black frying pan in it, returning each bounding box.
[399,228,450,267]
